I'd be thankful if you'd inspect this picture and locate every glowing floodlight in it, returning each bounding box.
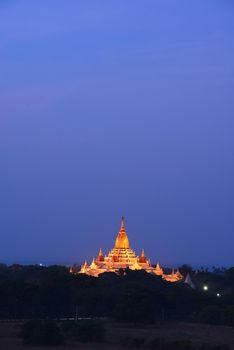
[203,285,208,291]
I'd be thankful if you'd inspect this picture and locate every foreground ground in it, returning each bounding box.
[0,321,233,349]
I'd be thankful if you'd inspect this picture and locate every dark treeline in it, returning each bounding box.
[0,263,234,326]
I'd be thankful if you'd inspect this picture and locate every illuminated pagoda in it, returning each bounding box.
[77,217,183,282]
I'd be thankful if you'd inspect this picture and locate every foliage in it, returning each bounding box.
[200,305,234,327]
[19,319,64,346]
[178,265,194,275]
[223,305,234,327]
[0,263,234,328]
[200,306,223,325]
[114,289,155,324]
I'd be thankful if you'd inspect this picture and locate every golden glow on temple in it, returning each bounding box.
[77,217,183,282]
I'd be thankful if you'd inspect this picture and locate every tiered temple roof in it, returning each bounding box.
[77,217,183,282]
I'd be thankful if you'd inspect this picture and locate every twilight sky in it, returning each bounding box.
[0,0,234,267]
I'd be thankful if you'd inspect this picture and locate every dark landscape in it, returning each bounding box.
[0,264,234,348]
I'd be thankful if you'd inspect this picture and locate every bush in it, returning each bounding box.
[64,319,106,343]
[200,306,223,325]
[114,291,155,324]
[60,320,75,335]
[20,319,64,346]
[224,306,234,327]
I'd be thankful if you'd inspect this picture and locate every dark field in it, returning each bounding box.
[0,322,233,350]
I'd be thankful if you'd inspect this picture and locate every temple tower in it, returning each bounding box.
[139,249,147,263]
[115,216,130,249]
[97,248,104,262]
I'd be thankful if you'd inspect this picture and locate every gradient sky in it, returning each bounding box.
[0,0,234,267]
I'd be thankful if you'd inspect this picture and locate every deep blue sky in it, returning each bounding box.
[0,0,234,267]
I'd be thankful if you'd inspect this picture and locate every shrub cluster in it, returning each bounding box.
[20,320,64,346]
[200,305,234,327]
[20,319,106,346]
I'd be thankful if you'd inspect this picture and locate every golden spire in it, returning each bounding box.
[90,258,97,269]
[115,216,130,249]
[155,261,163,276]
[120,216,125,231]
[97,248,104,262]
[139,249,146,263]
